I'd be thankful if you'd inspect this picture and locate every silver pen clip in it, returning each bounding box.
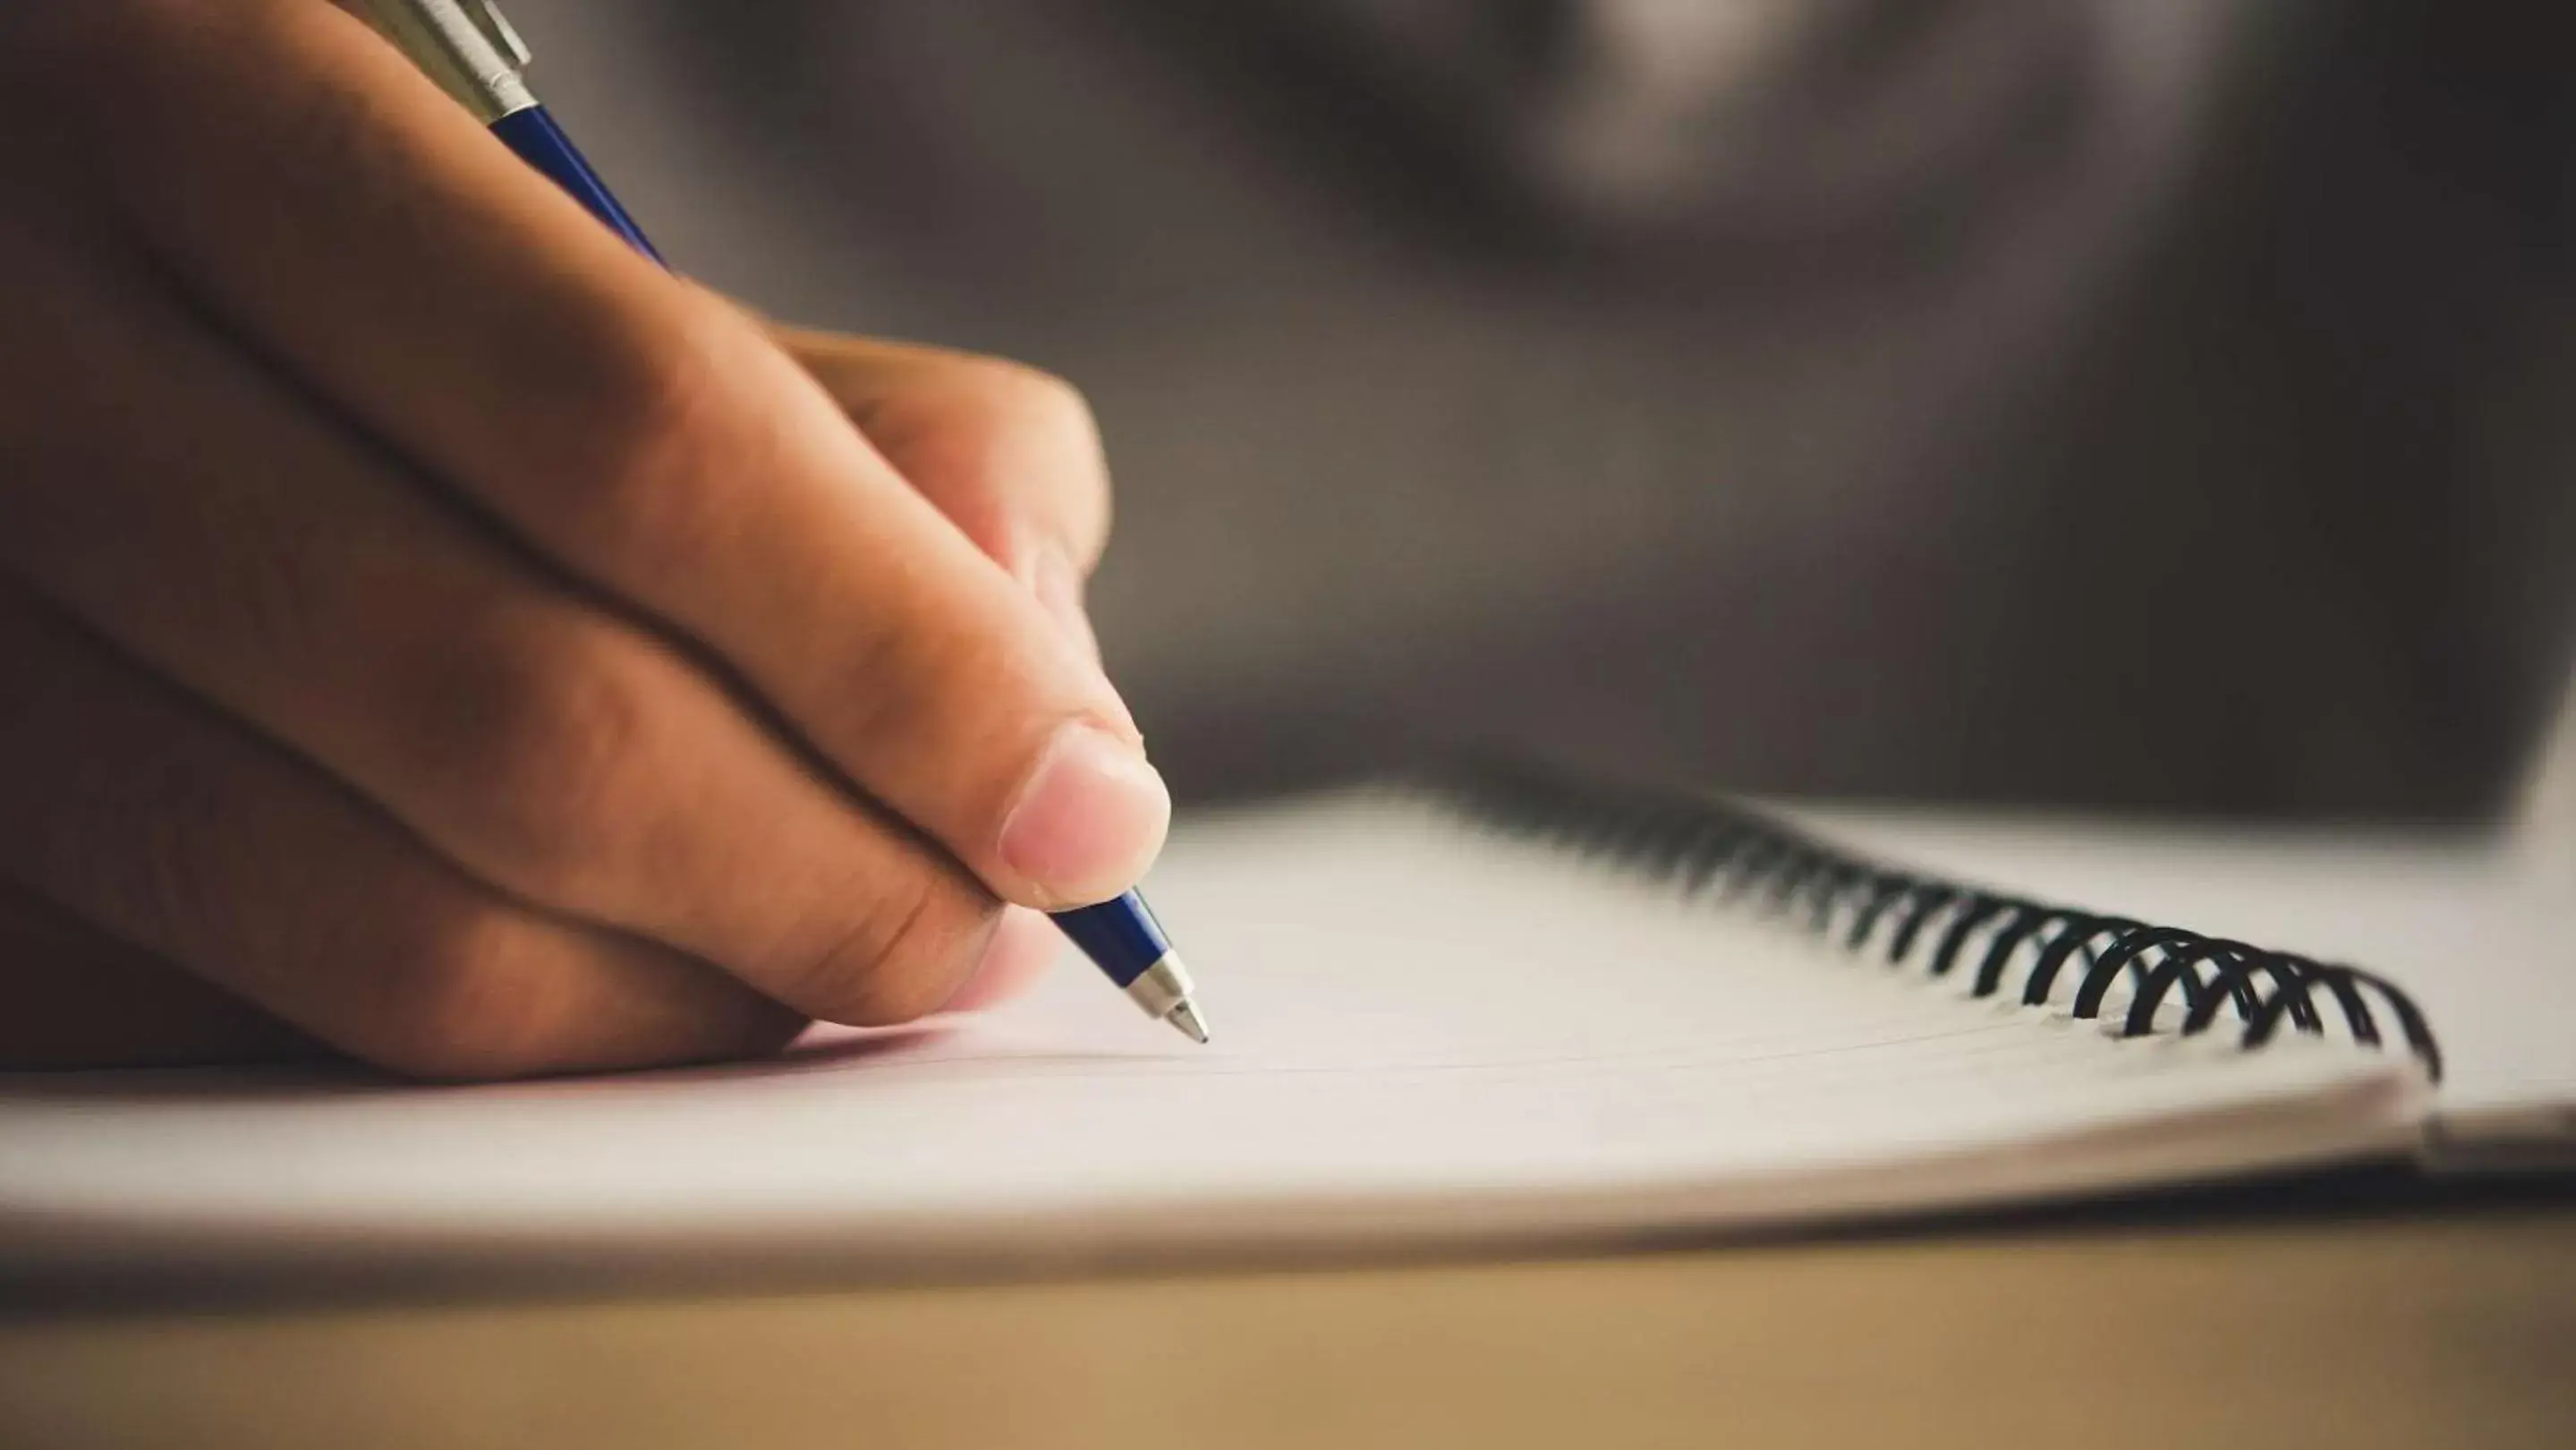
[461,0,532,73]
[353,0,540,122]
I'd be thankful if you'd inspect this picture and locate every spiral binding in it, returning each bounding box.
[1408,760,2444,1081]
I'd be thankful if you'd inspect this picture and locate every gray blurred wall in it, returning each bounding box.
[501,0,2576,821]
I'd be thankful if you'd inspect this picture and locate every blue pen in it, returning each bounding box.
[356,0,1210,1045]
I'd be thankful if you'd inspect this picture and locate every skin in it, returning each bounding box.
[0,1,1168,1079]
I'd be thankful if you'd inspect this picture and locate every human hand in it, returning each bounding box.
[0,2,1161,1078]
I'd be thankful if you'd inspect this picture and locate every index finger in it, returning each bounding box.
[44,0,1167,908]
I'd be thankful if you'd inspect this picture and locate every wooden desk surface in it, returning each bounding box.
[6,1198,2573,1450]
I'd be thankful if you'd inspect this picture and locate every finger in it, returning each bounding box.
[772,328,1113,574]
[0,590,803,1080]
[941,907,1066,1013]
[0,210,1010,1031]
[0,882,321,1071]
[775,327,1112,663]
[43,1,1167,909]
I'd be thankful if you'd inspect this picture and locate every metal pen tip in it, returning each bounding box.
[1164,999,1211,1045]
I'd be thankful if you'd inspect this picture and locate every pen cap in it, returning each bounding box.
[348,0,537,123]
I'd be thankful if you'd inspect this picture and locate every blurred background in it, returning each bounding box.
[507,0,2574,825]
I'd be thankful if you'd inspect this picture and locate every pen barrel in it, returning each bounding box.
[1050,893,1172,988]
[489,107,664,262]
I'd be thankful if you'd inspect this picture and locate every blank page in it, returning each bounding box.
[0,796,2424,1284]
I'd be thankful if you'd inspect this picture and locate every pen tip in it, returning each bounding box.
[1165,999,1211,1045]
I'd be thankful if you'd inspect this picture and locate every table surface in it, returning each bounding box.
[5,1183,2572,1450]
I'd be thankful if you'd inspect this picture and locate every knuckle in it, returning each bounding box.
[826,608,1016,786]
[358,912,570,1082]
[213,491,336,670]
[7,0,152,64]
[0,602,234,971]
[451,625,669,909]
[352,893,806,1082]
[982,362,1111,552]
[992,361,1096,434]
[982,362,1104,465]
[1,7,114,113]
[102,744,242,960]
[562,316,752,580]
[13,0,223,156]
[784,869,998,1027]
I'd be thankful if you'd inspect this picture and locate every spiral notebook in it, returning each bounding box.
[0,766,2563,1287]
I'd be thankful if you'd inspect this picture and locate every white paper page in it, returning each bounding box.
[1790,805,2576,1144]
[0,796,2419,1281]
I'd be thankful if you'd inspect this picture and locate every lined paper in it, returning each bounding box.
[0,796,2424,1281]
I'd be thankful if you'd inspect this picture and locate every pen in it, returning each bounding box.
[353,0,1211,1045]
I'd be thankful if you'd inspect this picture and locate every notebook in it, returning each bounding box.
[1783,797,2576,1164]
[0,764,2561,1288]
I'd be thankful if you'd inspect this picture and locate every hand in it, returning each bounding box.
[0,2,1165,1078]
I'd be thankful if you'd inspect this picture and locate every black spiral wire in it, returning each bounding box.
[1410,760,2444,1081]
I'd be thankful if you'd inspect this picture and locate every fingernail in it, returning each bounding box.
[998,722,1171,907]
[1031,543,1103,666]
